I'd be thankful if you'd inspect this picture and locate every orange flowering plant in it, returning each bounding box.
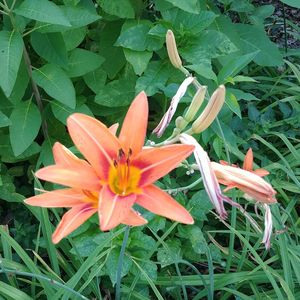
[25,92,194,243]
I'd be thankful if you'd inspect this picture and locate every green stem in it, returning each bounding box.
[115,226,130,300]
[164,177,203,194]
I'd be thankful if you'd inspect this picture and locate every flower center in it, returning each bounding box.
[108,148,141,196]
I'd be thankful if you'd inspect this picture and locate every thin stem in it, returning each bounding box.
[23,46,49,139]
[215,117,231,164]
[164,177,203,194]
[0,2,7,11]
[282,3,288,54]
[0,9,8,15]
[10,0,16,10]
[115,226,130,300]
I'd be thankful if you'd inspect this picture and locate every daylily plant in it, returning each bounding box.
[25,92,194,243]
[212,149,277,203]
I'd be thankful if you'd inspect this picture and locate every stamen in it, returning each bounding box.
[118,148,125,160]
[113,160,118,167]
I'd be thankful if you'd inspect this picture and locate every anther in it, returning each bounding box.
[118,148,125,159]
[113,160,118,167]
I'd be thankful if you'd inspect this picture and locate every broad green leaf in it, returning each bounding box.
[218,51,258,84]
[66,48,105,77]
[8,60,29,104]
[32,64,76,109]
[187,63,217,82]
[162,9,216,34]
[187,190,212,221]
[116,23,164,51]
[84,68,107,93]
[0,30,24,97]
[124,49,153,75]
[131,260,158,281]
[60,5,100,27]
[14,0,71,26]
[30,32,68,67]
[225,92,241,118]
[230,0,254,12]
[228,88,259,101]
[280,0,300,8]
[236,24,283,66]
[51,101,93,125]
[0,111,11,127]
[35,5,100,33]
[178,225,207,254]
[9,100,41,156]
[181,30,238,65]
[100,0,135,18]
[165,0,200,14]
[249,5,275,25]
[106,248,132,286]
[136,61,172,96]
[98,21,126,79]
[62,27,87,51]
[95,78,136,107]
[157,239,182,267]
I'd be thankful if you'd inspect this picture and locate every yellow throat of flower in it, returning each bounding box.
[108,149,141,196]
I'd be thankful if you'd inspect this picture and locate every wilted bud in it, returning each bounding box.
[166,30,182,69]
[211,162,277,204]
[180,133,229,219]
[262,204,273,249]
[153,76,194,137]
[184,86,207,122]
[191,85,226,134]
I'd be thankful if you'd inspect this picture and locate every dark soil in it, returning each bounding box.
[252,0,300,49]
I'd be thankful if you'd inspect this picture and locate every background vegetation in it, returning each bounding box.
[0,0,299,299]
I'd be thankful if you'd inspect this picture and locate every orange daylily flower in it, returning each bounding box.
[212,148,277,204]
[25,92,194,243]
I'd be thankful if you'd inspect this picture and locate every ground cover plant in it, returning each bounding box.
[0,0,300,299]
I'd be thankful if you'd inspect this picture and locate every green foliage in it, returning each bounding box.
[1,0,299,299]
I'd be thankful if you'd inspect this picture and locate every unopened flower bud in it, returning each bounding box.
[166,30,182,69]
[191,85,225,134]
[184,86,207,122]
[175,116,188,130]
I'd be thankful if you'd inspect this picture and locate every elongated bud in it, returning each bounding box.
[166,30,182,69]
[191,85,225,133]
[184,86,207,122]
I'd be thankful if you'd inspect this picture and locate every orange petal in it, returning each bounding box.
[237,184,277,204]
[53,142,89,167]
[98,185,136,231]
[122,209,148,226]
[133,144,194,186]
[119,91,148,156]
[253,168,270,177]
[36,165,101,191]
[136,185,194,224]
[109,123,119,135]
[52,204,97,243]
[25,189,84,207]
[67,113,121,180]
[243,148,253,171]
